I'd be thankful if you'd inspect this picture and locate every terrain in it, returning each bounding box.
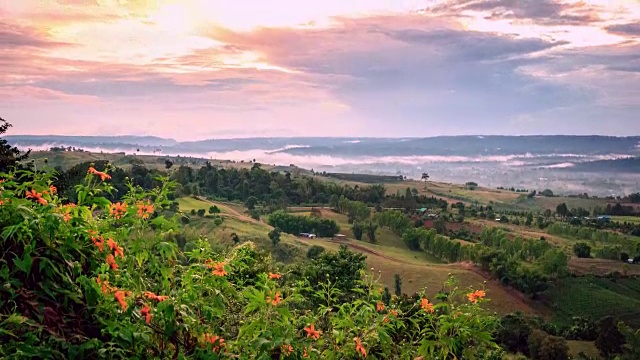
[10,134,640,197]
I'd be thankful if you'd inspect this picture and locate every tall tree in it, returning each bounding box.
[421,172,430,190]
[0,117,30,172]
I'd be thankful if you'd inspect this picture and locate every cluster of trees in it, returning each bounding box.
[594,202,640,217]
[373,210,412,235]
[547,223,640,259]
[172,163,388,207]
[496,186,529,193]
[267,210,339,237]
[329,196,370,223]
[381,189,449,211]
[479,228,553,262]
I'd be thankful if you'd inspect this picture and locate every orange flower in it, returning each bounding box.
[140,305,152,324]
[376,301,385,312]
[114,290,128,310]
[25,189,47,205]
[204,334,226,352]
[383,315,389,323]
[389,309,399,317]
[110,202,128,219]
[354,337,367,358]
[0,199,4,206]
[267,291,282,306]
[136,201,154,219]
[96,275,114,294]
[88,167,111,181]
[211,262,227,277]
[303,346,311,358]
[106,238,124,258]
[304,324,321,340]
[144,291,169,302]
[49,185,57,194]
[269,272,281,279]
[467,290,486,304]
[421,298,434,314]
[281,344,293,356]
[106,254,118,270]
[92,235,105,252]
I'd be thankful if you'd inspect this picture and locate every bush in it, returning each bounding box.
[573,242,592,258]
[0,167,501,359]
[306,245,325,259]
[596,316,625,358]
[197,208,206,217]
[528,329,569,360]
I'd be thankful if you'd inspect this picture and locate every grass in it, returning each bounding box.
[545,277,640,327]
[567,341,600,359]
[612,215,640,224]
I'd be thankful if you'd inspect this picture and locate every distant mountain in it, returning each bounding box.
[271,136,640,157]
[6,135,640,158]
[6,135,178,148]
[560,157,640,173]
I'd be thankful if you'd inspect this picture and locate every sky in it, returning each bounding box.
[1,0,640,140]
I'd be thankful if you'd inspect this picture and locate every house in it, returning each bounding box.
[299,233,316,239]
[333,234,347,240]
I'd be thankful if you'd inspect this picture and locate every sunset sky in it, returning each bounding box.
[1,0,640,140]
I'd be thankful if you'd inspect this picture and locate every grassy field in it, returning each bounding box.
[544,276,640,327]
[612,215,640,224]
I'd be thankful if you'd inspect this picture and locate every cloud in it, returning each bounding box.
[606,22,640,36]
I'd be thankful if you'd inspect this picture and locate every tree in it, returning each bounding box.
[621,252,629,263]
[528,329,569,360]
[496,312,532,355]
[0,117,30,172]
[596,316,625,358]
[366,222,378,243]
[352,222,363,240]
[231,232,240,244]
[525,213,534,227]
[164,159,174,169]
[306,245,325,259]
[245,196,258,210]
[541,189,554,197]
[556,203,569,219]
[197,209,206,217]
[209,205,221,214]
[393,273,402,296]
[382,287,392,305]
[618,322,640,360]
[573,242,591,258]
[190,209,197,216]
[421,173,430,190]
[268,227,281,247]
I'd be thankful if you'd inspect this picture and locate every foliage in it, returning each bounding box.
[352,222,363,241]
[394,274,402,297]
[365,222,377,243]
[305,245,325,259]
[596,316,625,358]
[269,227,281,247]
[573,242,592,258]
[267,211,339,238]
[374,210,412,236]
[495,312,533,355]
[0,118,30,172]
[0,167,502,359]
[527,329,569,360]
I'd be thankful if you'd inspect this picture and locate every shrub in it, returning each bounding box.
[305,245,325,259]
[197,208,206,217]
[573,242,592,258]
[528,329,569,360]
[0,168,500,359]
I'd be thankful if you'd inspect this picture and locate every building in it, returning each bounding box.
[299,233,316,239]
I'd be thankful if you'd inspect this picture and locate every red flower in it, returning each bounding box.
[106,254,118,270]
[107,238,124,258]
[267,291,282,306]
[114,290,128,310]
[269,272,281,279]
[281,344,293,356]
[109,202,128,219]
[136,201,154,219]
[204,334,226,352]
[467,290,486,304]
[211,262,227,277]
[49,185,57,194]
[92,235,105,252]
[421,298,434,314]
[96,275,113,294]
[354,337,367,358]
[144,291,169,302]
[25,189,47,205]
[389,309,399,317]
[140,305,152,324]
[376,301,385,312]
[304,324,321,340]
[88,167,111,181]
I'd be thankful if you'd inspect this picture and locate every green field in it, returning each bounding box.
[545,277,640,326]
[612,216,640,224]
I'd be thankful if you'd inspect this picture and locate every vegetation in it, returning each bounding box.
[0,166,501,359]
[267,211,339,237]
